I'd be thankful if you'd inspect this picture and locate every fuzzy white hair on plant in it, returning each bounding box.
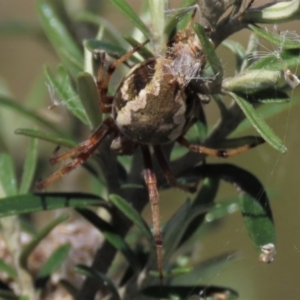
[163,44,205,86]
[248,26,300,89]
[165,4,200,21]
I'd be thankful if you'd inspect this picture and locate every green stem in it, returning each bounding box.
[148,0,167,55]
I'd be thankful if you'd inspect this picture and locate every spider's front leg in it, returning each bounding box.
[36,118,115,189]
[141,145,164,284]
[97,40,149,113]
[177,135,265,158]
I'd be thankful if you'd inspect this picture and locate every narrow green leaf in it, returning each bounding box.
[172,252,240,285]
[184,163,276,251]
[0,21,40,38]
[59,279,78,297]
[20,218,37,235]
[193,23,223,84]
[37,0,83,75]
[189,120,207,143]
[142,285,238,299]
[36,244,71,282]
[44,65,89,126]
[119,247,149,286]
[0,259,17,280]
[166,267,193,277]
[19,297,30,300]
[178,178,220,246]
[229,92,287,153]
[0,77,11,97]
[76,12,128,48]
[235,93,300,134]
[0,290,18,300]
[108,0,150,38]
[239,89,290,104]
[0,153,17,197]
[0,193,105,218]
[223,70,281,94]
[20,214,69,270]
[60,49,83,75]
[75,265,121,300]
[170,144,189,160]
[123,35,153,59]
[187,104,208,143]
[77,73,102,129]
[222,39,246,72]
[249,48,300,71]
[164,181,220,260]
[15,129,102,178]
[241,33,261,71]
[0,96,69,138]
[212,94,228,118]
[85,39,125,56]
[163,200,192,259]
[19,138,38,194]
[164,0,198,36]
[120,183,144,190]
[244,0,300,24]
[247,98,290,104]
[109,194,153,242]
[25,74,48,109]
[77,208,138,270]
[192,178,219,208]
[240,192,276,247]
[84,39,140,65]
[15,128,75,148]
[205,198,240,222]
[249,24,300,50]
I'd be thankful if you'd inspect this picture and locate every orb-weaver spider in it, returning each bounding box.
[37,10,264,283]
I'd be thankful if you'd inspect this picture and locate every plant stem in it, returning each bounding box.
[148,0,167,55]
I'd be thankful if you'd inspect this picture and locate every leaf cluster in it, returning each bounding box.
[0,0,300,299]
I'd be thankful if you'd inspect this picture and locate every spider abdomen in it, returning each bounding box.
[113,57,189,145]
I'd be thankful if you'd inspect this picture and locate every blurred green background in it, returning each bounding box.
[1,1,300,299]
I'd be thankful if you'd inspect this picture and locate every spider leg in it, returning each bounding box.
[177,136,265,158]
[37,149,96,190]
[98,40,149,113]
[50,118,115,165]
[36,118,115,189]
[96,52,113,113]
[141,145,163,285]
[153,145,196,193]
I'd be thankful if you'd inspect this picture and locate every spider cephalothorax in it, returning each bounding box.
[37,10,264,283]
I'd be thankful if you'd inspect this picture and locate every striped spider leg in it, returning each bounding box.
[37,41,149,189]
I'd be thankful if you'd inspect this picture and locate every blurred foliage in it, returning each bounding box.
[0,0,300,299]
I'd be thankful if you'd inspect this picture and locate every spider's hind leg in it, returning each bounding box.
[97,40,149,113]
[177,136,265,158]
[37,117,115,189]
[141,145,164,285]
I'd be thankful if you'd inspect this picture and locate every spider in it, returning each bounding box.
[37,10,264,283]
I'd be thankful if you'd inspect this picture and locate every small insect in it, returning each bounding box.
[37,9,264,283]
